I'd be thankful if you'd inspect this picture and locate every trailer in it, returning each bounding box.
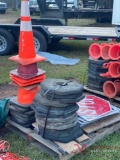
[0,17,119,56]
[37,0,113,24]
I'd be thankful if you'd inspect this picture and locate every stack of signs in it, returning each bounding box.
[77,95,120,126]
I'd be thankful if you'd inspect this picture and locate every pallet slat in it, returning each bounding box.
[54,141,82,154]
[6,118,62,155]
[82,114,120,134]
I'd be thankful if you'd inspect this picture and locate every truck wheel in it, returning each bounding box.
[0,28,15,56]
[1,11,5,14]
[33,29,47,52]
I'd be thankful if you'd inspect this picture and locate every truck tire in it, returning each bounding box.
[0,28,15,56]
[33,29,47,52]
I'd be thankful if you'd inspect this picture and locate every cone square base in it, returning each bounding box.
[8,55,46,65]
[10,81,40,90]
[10,74,46,86]
[10,96,30,107]
[10,68,46,79]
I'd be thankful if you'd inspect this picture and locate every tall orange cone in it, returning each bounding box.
[8,0,46,105]
[8,0,46,65]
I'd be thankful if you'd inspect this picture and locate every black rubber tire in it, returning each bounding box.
[1,10,6,14]
[33,29,47,52]
[88,57,110,66]
[88,68,107,76]
[40,78,83,95]
[88,73,108,83]
[0,28,15,56]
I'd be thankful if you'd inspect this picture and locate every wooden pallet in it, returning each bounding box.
[6,115,120,160]
[84,86,120,108]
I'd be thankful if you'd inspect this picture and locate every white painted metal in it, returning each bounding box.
[112,0,120,25]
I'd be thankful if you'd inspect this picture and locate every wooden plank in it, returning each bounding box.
[86,121,120,148]
[84,86,106,96]
[47,26,117,37]
[6,118,62,155]
[84,86,120,102]
[76,134,89,143]
[6,124,60,159]
[82,114,120,134]
[54,141,82,154]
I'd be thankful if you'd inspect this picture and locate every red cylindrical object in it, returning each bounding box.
[109,62,120,78]
[103,81,117,98]
[114,80,120,94]
[109,44,120,60]
[100,43,114,60]
[17,86,39,105]
[89,43,106,60]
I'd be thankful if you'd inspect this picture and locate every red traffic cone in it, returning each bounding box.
[17,86,39,104]
[89,43,106,60]
[100,61,120,78]
[8,0,46,65]
[100,43,114,60]
[109,43,120,60]
[103,79,120,98]
[103,81,116,98]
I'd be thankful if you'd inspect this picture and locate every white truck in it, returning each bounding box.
[0,2,7,14]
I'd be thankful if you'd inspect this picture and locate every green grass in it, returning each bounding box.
[0,40,92,85]
[0,11,120,160]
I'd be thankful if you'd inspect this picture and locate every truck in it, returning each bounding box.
[0,0,119,56]
[29,0,40,15]
[0,1,7,14]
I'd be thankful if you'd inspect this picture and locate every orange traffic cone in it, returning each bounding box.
[100,61,120,78]
[108,43,120,60]
[103,79,120,98]
[17,86,39,104]
[8,0,46,65]
[100,42,114,60]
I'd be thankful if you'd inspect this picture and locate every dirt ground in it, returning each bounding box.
[0,9,19,24]
[0,84,17,99]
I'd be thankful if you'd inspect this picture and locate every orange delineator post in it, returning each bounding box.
[8,0,46,105]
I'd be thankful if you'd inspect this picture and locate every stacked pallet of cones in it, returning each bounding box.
[9,0,46,105]
[88,42,120,98]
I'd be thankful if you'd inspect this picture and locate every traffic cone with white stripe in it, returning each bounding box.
[9,0,46,65]
[8,0,46,105]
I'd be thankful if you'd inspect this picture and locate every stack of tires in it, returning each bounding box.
[9,97,35,127]
[87,57,111,91]
[32,78,84,143]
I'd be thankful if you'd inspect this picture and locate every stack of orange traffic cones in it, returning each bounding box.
[9,0,46,105]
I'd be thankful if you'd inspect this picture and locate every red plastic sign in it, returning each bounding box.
[77,95,111,116]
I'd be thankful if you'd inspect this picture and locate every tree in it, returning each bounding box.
[12,0,19,11]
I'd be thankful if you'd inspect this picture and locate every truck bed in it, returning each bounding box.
[46,26,117,40]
